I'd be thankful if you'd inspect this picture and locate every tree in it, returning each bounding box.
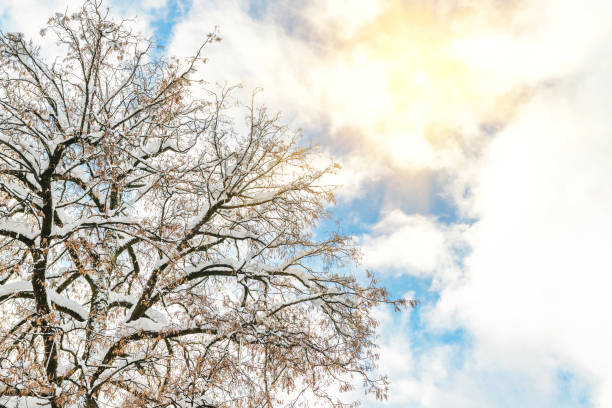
[0,2,406,407]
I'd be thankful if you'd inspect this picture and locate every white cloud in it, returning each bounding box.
[167,0,320,125]
[363,303,589,408]
[354,1,612,404]
[437,66,612,407]
[359,211,465,282]
[0,0,69,35]
[322,152,392,201]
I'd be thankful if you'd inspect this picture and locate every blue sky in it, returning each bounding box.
[2,1,612,406]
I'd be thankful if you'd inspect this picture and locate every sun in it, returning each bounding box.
[320,1,507,169]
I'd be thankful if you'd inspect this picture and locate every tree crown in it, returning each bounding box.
[0,2,407,407]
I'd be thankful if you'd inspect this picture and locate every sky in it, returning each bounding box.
[1,0,612,407]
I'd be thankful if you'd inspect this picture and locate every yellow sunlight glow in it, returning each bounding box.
[317,1,516,169]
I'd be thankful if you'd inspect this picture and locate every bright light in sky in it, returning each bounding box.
[307,1,492,169]
[2,0,612,406]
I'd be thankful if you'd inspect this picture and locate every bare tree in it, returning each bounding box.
[0,2,407,407]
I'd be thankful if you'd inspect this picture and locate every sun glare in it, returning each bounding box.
[321,2,511,169]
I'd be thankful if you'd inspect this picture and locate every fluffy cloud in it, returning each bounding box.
[363,302,592,408]
[353,1,612,404]
[437,69,612,407]
[360,210,465,282]
[0,0,70,36]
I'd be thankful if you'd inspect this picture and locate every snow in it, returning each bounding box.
[47,290,88,321]
[125,317,166,332]
[0,280,32,297]
[87,131,104,140]
[250,191,277,202]
[142,139,161,155]
[286,268,316,288]
[52,215,140,237]
[185,204,212,231]
[69,165,89,180]
[144,307,168,325]
[214,227,255,240]
[150,255,170,272]
[108,292,138,305]
[0,281,88,320]
[109,292,167,325]
[122,179,159,208]
[0,180,43,205]
[25,173,40,188]
[0,397,52,407]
